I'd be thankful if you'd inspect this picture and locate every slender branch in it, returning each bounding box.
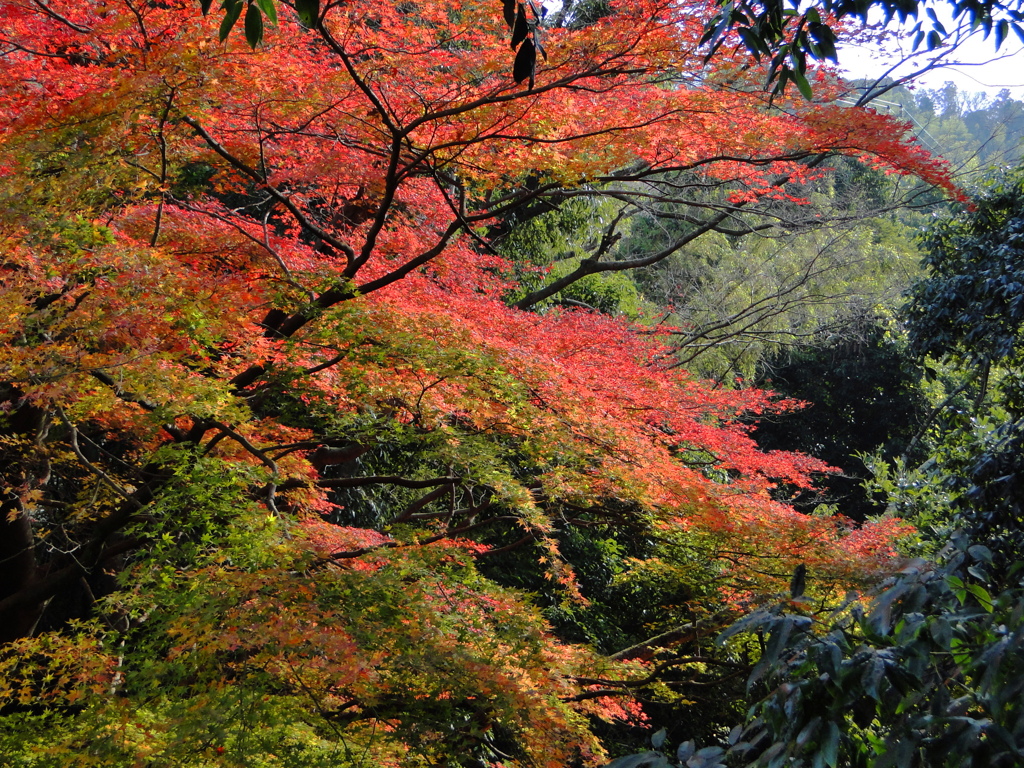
[391,485,453,524]
[29,0,91,33]
[513,211,733,309]
[610,609,735,661]
[317,475,461,490]
[181,116,357,267]
[208,420,281,513]
[55,407,142,509]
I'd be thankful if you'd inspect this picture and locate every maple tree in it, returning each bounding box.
[0,0,957,762]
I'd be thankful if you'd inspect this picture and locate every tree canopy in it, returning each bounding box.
[0,0,972,764]
[698,169,1024,768]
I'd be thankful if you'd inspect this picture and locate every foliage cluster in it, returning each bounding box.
[704,170,1024,768]
[0,0,971,764]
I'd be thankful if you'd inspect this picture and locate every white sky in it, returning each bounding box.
[837,16,1024,100]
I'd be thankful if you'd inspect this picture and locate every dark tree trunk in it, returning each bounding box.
[0,391,46,642]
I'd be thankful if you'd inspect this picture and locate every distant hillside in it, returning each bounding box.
[852,81,1024,174]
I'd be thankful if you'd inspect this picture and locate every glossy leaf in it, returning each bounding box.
[255,0,276,25]
[512,35,535,84]
[294,0,319,26]
[244,1,263,47]
[218,0,243,41]
[502,0,516,28]
[510,3,529,49]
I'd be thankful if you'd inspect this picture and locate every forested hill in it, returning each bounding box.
[746,80,1024,522]
[857,81,1024,172]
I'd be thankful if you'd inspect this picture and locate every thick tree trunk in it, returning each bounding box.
[0,391,46,642]
[0,502,40,642]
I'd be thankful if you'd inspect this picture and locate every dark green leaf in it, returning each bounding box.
[244,1,263,48]
[760,742,785,767]
[924,6,947,34]
[966,583,993,611]
[796,717,821,747]
[868,582,905,635]
[651,727,667,750]
[512,36,535,86]
[294,0,318,26]
[502,0,516,29]
[602,752,668,768]
[863,655,885,700]
[821,721,840,768]
[968,544,993,562]
[820,638,842,679]
[219,0,244,42]
[255,0,276,24]
[200,0,214,16]
[929,617,952,650]
[738,27,766,57]
[727,725,742,746]
[790,563,807,599]
[511,4,529,50]
[677,740,695,761]
[718,608,774,644]
[693,746,727,767]
[808,23,837,60]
